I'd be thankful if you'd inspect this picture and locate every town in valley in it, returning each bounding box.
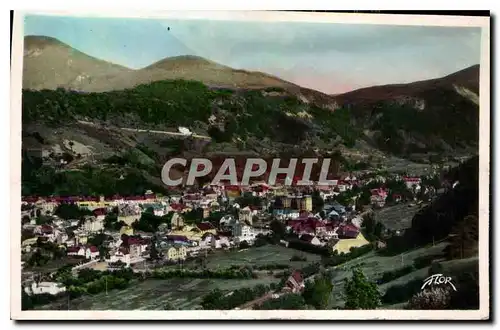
[19,13,482,312]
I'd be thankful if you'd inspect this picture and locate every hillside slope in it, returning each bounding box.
[22,36,337,108]
[23,36,132,91]
[333,65,480,157]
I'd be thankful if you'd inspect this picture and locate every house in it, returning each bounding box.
[219,215,237,228]
[272,208,300,220]
[92,208,107,222]
[67,245,100,260]
[329,232,370,254]
[284,270,305,293]
[142,203,166,217]
[238,207,253,225]
[165,246,188,261]
[211,235,231,249]
[34,224,54,236]
[299,195,313,212]
[403,177,422,190]
[107,247,131,266]
[202,207,210,219]
[337,223,361,239]
[170,213,184,230]
[117,204,141,225]
[196,222,217,235]
[166,235,192,246]
[299,234,322,246]
[25,282,66,296]
[165,247,179,261]
[21,237,38,253]
[128,237,149,258]
[83,216,104,233]
[370,189,387,209]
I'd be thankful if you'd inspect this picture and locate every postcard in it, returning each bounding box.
[10,10,490,320]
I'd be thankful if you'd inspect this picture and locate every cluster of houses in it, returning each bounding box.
[21,171,437,290]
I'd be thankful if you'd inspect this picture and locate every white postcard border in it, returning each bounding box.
[10,10,491,320]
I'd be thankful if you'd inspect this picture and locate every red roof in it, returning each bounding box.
[167,235,189,242]
[40,225,53,234]
[93,208,107,216]
[170,203,186,211]
[128,237,147,246]
[337,224,359,238]
[89,246,99,253]
[197,222,215,231]
[289,270,303,284]
[403,177,421,182]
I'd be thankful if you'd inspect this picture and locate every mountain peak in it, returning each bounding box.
[24,35,69,49]
[144,55,222,70]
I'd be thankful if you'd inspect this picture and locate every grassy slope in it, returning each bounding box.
[326,243,449,308]
[34,245,317,310]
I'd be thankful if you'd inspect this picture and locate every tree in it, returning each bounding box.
[256,294,306,310]
[446,215,478,260]
[343,268,381,309]
[239,241,250,249]
[374,222,384,239]
[303,273,333,309]
[149,238,160,261]
[54,203,91,220]
[269,220,286,238]
[311,190,324,213]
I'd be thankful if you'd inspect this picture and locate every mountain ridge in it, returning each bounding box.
[333,64,480,106]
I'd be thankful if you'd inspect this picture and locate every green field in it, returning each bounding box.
[35,245,319,310]
[157,245,321,271]
[203,245,321,269]
[35,277,278,310]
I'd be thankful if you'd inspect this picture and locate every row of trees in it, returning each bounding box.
[148,267,257,280]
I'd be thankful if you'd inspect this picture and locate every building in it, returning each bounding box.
[299,234,322,246]
[107,247,131,266]
[117,204,141,225]
[196,222,217,235]
[370,188,388,208]
[232,220,257,244]
[83,216,104,233]
[403,177,422,190]
[300,195,313,212]
[25,282,66,296]
[238,207,253,225]
[284,271,305,293]
[211,235,231,249]
[170,213,184,229]
[165,246,188,261]
[67,245,100,260]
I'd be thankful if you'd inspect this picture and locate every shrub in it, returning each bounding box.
[290,255,307,262]
[406,287,452,310]
[378,265,416,284]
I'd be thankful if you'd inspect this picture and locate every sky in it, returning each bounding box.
[23,14,482,94]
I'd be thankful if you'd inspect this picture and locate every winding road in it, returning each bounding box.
[77,120,212,140]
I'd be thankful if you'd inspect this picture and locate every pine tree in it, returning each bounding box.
[303,273,333,309]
